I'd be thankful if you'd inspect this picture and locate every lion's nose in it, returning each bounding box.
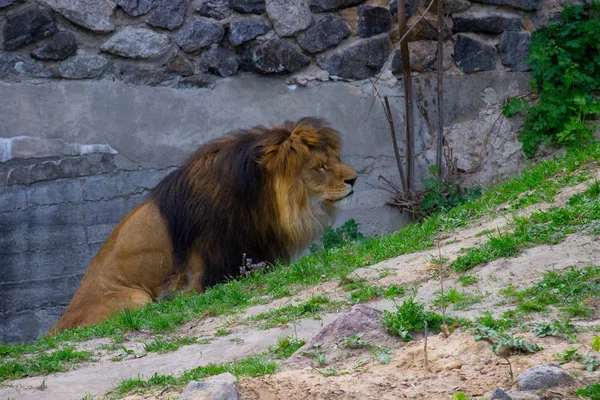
[345,176,357,187]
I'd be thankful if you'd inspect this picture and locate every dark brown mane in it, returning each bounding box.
[151,117,341,286]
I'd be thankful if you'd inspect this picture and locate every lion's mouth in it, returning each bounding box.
[328,189,354,202]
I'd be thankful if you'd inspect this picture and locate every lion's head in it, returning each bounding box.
[152,117,357,286]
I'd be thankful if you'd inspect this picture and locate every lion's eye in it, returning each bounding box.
[318,165,327,171]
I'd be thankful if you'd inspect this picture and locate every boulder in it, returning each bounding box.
[228,17,271,46]
[454,34,496,73]
[500,31,531,72]
[101,27,171,59]
[39,0,115,33]
[357,5,392,38]
[266,0,313,37]
[146,0,188,30]
[3,5,58,51]
[31,32,78,61]
[518,364,576,390]
[176,18,225,53]
[297,14,350,54]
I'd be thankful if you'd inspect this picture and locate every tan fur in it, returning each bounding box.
[49,119,357,334]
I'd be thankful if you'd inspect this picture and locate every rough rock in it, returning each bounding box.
[454,34,496,73]
[297,14,350,54]
[195,0,232,20]
[228,17,271,46]
[503,391,540,400]
[244,38,311,74]
[39,0,116,33]
[471,0,541,11]
[266,0,313,37]
[179,73,217,88]
[116,0,154,17]
[146,0,187,30]
[3,5,58,51]
[101,27,170,59]
[406,13,453,41]
[177,18,225,53]
[317,34,390,80]
[310,0,364,12]
[166,54,195,76]
[428,0,472,14]
[286,305,397,368]
[199,48,238,77]
[58,55,109,79]
[453,9,522,34]
[180,373,239,400]
[228,0,266,14]
[357,5,391,38]
[115,65,167,85]
[517,364,576,390]
[389,0,418,17]
[0,0,23,9]
[0,53,53,81]
[31,32,78,61]
[500,31,531,72]
[489,389,512,400]
[392,40,453,72]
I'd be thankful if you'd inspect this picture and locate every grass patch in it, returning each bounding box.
[348,284,405,304]
[501,265,600,318]
[433,288,486,310]
[473,325,543,356]
[452,183,600,272]
[458,275,478,286]
[214,329,232,337]
[250,296,336,329]
[6,143,600,377]
[110,355,277,396]
[268,336,306,359]
[0,347,92,381]
[474,311,517,333]
[143,336,199,354]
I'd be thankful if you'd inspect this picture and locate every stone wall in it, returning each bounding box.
[0,0,585,343]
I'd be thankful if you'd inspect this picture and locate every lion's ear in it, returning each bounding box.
[259,135,308,176]
[290,125,321,148]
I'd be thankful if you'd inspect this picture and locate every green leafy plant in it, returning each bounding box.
[339,333,370,349]
[300,343,326,365]
[381,294,446,341]
[451,393,471,400]
[577,383,600,399]
[312,219,364,252]
[421,166,482,216]
[503,4,600,156]
[473,325,543,355]
[531,320,576,337]
[556,348,600,371]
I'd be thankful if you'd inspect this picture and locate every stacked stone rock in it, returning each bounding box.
[0,0,562,86]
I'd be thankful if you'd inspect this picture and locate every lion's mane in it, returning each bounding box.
[151,117,341,286]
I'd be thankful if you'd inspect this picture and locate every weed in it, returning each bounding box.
[433,288,485,310]
[311,219,364,252]
[473,325,543,355]
[556,348,600,371]
[349,285,381,304]
[300,343,326,365]
[214,329,232,337]
[269,336,305,359]
[458,275,478,286]
[313,366,336,376]
[475,311,517,332]
[373,347,392,365]
[381,294,447,341]
[339,333,370,349]
[451,393,471,400]
[577,383,600,399]
[530,320,576,338]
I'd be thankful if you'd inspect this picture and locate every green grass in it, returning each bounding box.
[3,143,600,382]
[214,329,232,337]
[474,311,518,333]
[268,336,306,359]
[453,183,600,272]
[501,265,600,319]
[250,296,337,329]
[110,355,277,396]
[0,347,92,381]
[143,336,199,354]
[433,288,486,310]
[458,275,478,286]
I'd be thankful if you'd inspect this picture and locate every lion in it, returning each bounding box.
[48,117,358,334]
